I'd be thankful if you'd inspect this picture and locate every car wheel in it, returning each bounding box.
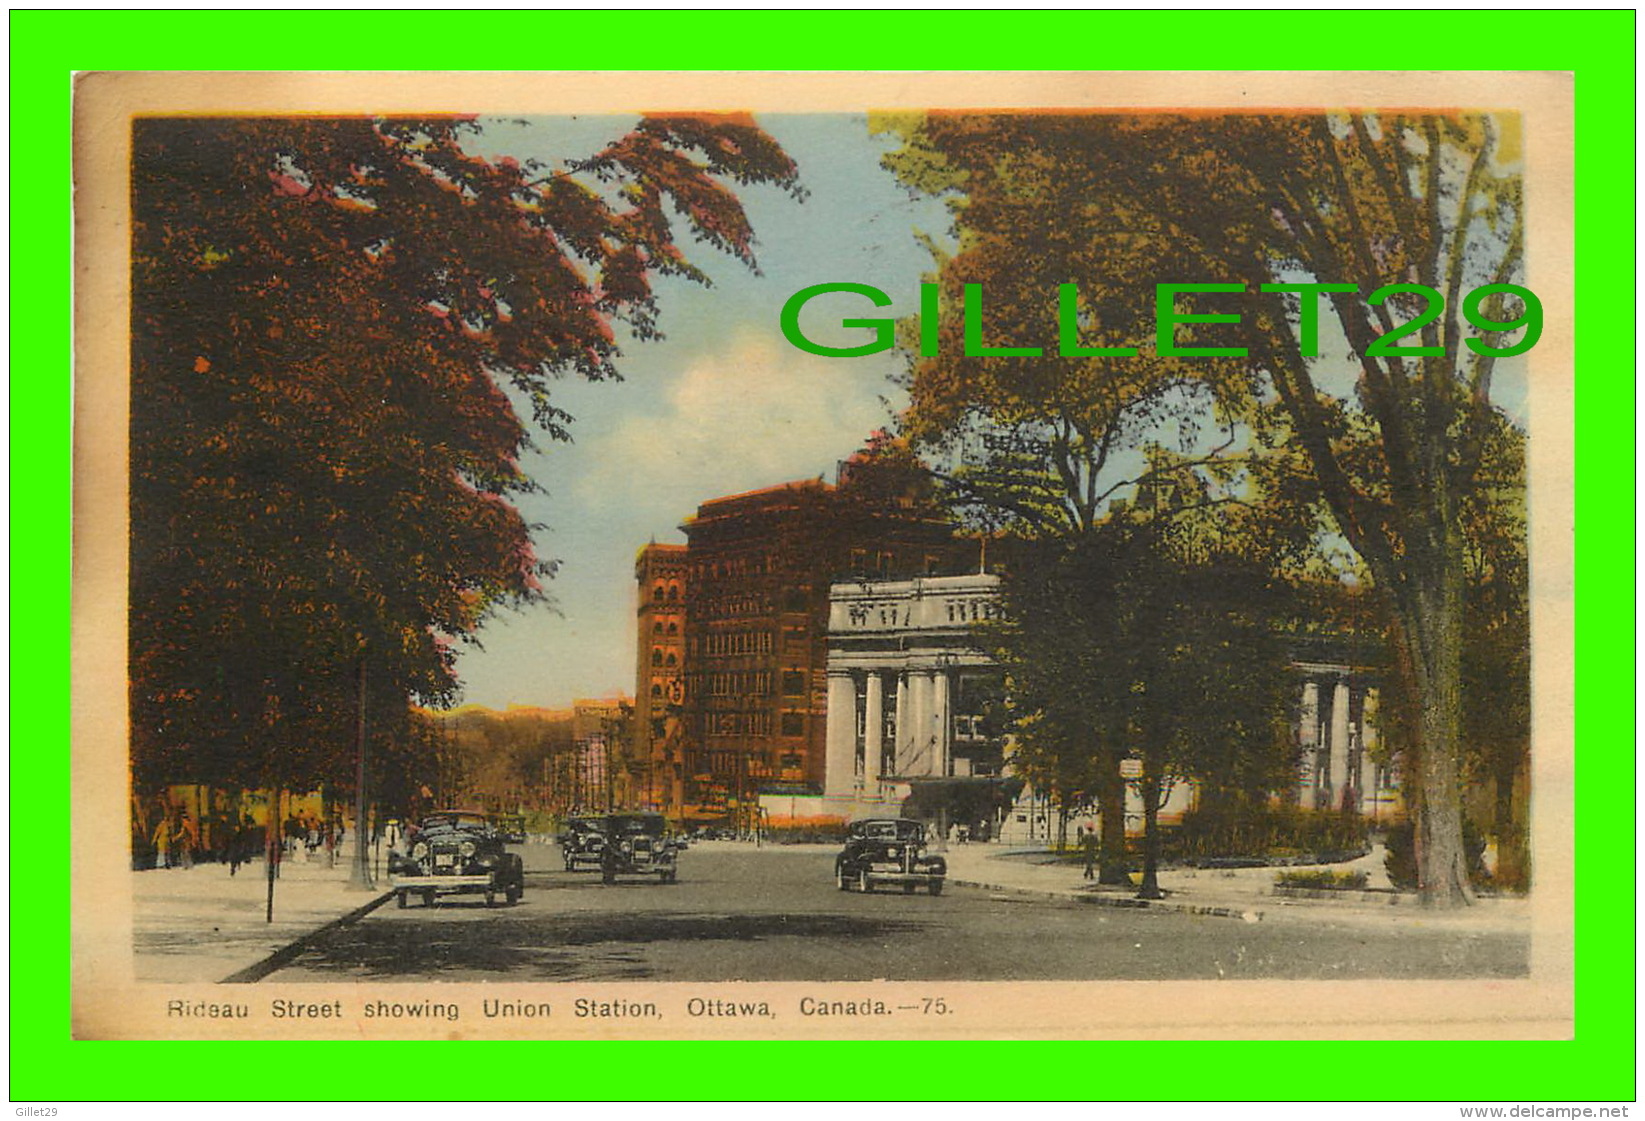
[903,883,916,894]
[485,889,496,907]
[835,864,849,891]
[506,885,521,904]
[396,891,408,909]
[602,869,616,885]
[928,879,944,896]
[858,869,873,894]
[423,890,435,907]
[564,856,574,872]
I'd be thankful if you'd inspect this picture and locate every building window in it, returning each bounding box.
[781,712,805,737]
[781,670,805,696]
[652,649,663,666]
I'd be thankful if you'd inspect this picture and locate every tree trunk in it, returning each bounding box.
[1407,565,1475,907]
[1095,758,1130,885]
[1136,769,1163,900]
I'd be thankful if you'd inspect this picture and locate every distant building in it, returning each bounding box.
[565,696,631,814]
[633,543,687,812]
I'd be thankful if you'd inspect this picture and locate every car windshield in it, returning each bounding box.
[419,813,490,834]
[858,820,923,842]
[606,815,666,836]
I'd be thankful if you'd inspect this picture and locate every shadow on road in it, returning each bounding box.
[288,912,927,980]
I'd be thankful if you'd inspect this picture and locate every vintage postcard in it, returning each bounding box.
[72,71,1574,1041]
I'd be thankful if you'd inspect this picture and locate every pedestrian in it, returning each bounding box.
[151,812,173,870]
[175,813,198,870]
[1080,823,1098,880]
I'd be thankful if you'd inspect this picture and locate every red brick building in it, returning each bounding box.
[668,462,974,824]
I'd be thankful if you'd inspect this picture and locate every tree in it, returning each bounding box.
[991,517,1297,895]
[880,111,1530,906]
[876,113,1299,880]
[130,115,799,798]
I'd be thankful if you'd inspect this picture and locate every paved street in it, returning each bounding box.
[263,843,1529,983]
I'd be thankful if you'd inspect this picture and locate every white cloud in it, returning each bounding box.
[571,327,899,527]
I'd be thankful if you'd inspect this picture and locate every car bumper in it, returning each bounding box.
[391,874,494,892]
[863,869,944,885]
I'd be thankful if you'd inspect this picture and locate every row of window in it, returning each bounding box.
[691,671,772,698]
[692,630,775,657]
[650,583,682,603]
[650,619,681,635]
[699,710,810,739]
[650,648,679,668]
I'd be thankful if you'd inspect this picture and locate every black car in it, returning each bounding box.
[834,818,946,895]
[389,812,526,908]
[558,815,607,872]
[599,813,679,884]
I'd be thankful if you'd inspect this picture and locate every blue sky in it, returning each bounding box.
[451,114,953,709]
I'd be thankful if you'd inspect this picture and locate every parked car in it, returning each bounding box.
[389,812,526,908]
[834,818,946,895]
[558,815,607,872]
[599,813,679,884]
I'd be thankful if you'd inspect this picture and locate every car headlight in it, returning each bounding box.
[411,842,428,860]
[621,840,633,853]
[459,841,477,857]
[888,846,901,859]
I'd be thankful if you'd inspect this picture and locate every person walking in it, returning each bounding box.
[151,812,173,870]
[1080,823,1098,880]
[176,813,198,870]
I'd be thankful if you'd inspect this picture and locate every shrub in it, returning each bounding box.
[1174,802,1370,862]
[1275,868,1368,891]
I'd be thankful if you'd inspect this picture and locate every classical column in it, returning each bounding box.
[892,673,908,777]
[930,670,951,778]
[1328,677,1352,811]
[908,670,932,776]
[824,671,857,800]
[1298,680,1320,807]
[1358,687,1380,811]
[864,672,884,796]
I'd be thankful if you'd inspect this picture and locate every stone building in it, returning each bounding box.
[817,574,1400,837]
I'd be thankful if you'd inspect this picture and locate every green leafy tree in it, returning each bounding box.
[992,520,1297,894]
[130,115,799,799]
[880,111,1528,906]
[876,113,1308,879]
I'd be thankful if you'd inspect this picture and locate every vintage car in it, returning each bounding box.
[490,813,528,845]
[599,813,679,884]
[389,811,526,908]
[558,815,607,872]
[834,818,946,895]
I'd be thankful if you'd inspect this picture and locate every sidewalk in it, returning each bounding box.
[937,842,1532,934]
[132,855,391,983]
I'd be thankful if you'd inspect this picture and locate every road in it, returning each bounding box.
[265,843,1527,983]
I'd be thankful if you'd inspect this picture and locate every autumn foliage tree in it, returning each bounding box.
[130,115,799,798]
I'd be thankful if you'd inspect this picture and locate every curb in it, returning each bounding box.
[220,889,395,984]
[950,878,1264,923]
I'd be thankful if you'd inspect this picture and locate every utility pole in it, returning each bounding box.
[347,645,374,890]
